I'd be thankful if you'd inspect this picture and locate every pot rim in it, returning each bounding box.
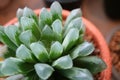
[4,9,111,80]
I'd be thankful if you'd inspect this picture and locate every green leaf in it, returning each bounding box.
[19,30,37,47]
[70,42,95,59]
[40,8,52,25]
[3,47,16,58]
[0,61,3,66]
[75,56,107,74]
[41,25,54,41]
[4,25,21,46]
[21,70,40,80]
[0,31,17,51]
[20,17,41,40]
[0,25,4,32]
[17,8,23,20]
[52,19,62,35]
[60,67,93,80]
[23,72,40,80]
[34,63,54,80]
[77,34,84,44]
[62,28,79,51]
[16,44,36,63]
[64,9,82,30]
[52,55,73,69]
[38,19,45,30]
[23,7,38,24]
[50,1,62,21]
[41,25,62,42]
[79,21,85,34]
[0,61,4,77]
[6,74,24,80]
[50,41,63,60]
[64,17,83,37]
[30,42,49,62]
[1,57,34,76]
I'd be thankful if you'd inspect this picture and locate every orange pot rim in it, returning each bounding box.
[4,9,111,80]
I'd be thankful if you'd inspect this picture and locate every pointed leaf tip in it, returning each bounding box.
[75,56,107,74]
[30,42,49,62]
[64,8,82,30]
[62,28,79,51]
[60,67,93,80]
[17,8,23,19]
[50,41,63,60]
[52,55,73,69]
[16,44,36,63]
[52,19,62,34]
[50,1,62,20]
[71,42,95,59]
[34,63,54,80]
[40,8,52,25]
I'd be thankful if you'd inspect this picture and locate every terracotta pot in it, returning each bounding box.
[2,9,111,80]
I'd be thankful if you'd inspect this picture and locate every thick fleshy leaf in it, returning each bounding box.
[30,42,49,62]
[78,34,84,44]
[20,17,40,40]
[52,55,73,69]
[23,7,38,24]
[19,30,37,47]
[79,21,85,34]
[17,8,23,20]
[70,42,95,59]
[34,63,54,80]
[0,61,4,77]
[0,31,17,51]
[50,41,63,60]
[50,1,62,21]
[40,8,52,25]
[41,25,54,41]
[52,19,62,35]
[64,8,82,30]
[62,28,79,51]
[3,48,16,58]
[22,71,39,80]
[0,61,3,67]
[60,67,93,80]
[75,56,107,74]
[0,72,4,77]
[16,44,36,63]
[0,26,4,32]
[64,17,83,37]
[4,25,20,46]
[6,74,24,80]
[38,19,45,30]
[41,25,62,42]
[1,57,34,76]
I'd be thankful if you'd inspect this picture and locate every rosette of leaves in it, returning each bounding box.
[0,1,107,80]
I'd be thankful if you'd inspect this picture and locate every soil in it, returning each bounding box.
[109,30,120,74]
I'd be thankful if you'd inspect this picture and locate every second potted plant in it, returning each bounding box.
[107,26,120,80]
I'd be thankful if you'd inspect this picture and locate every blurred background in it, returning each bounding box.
[0,0,120,80]
[0,0,120,38]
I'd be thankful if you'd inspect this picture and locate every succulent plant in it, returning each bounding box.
[0,1,107,80]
